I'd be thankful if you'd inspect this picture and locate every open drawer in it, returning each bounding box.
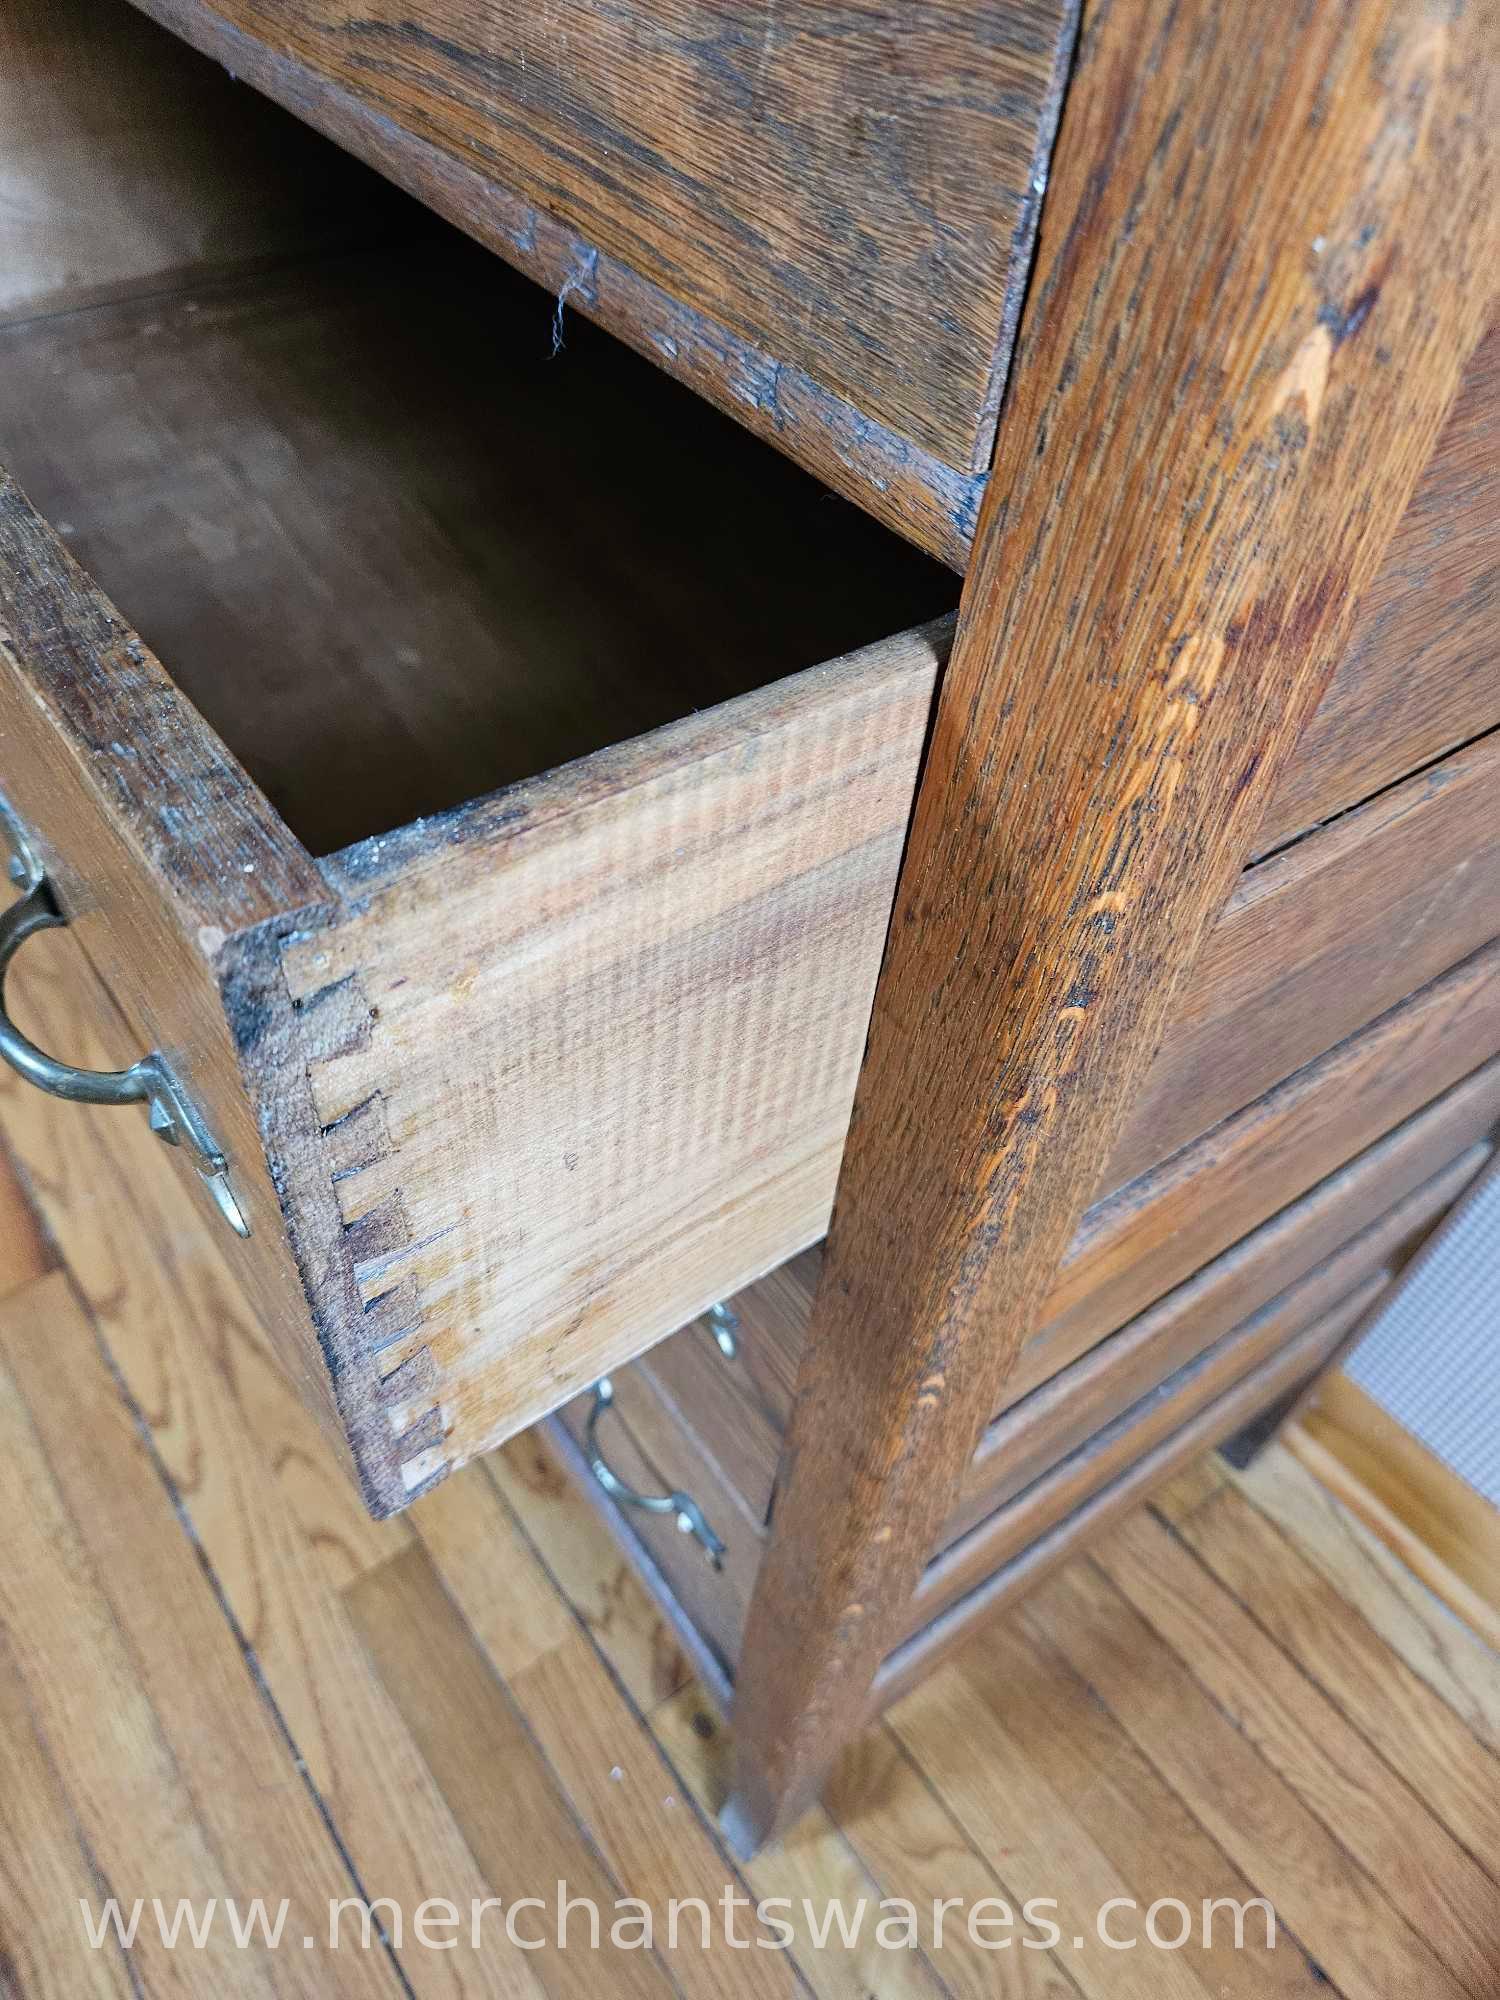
[0,221,954,1514]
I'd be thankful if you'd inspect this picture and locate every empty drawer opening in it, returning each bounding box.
[0,12,955,858]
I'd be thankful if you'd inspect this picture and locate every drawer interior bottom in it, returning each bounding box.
[0,209,951,859]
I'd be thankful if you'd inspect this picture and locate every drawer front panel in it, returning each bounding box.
[1105,732,1500,1192]
[554,1366,761,1693]
[131,0,1076,558]
[1257,319,1500,854]
[871,1297,1359,1710]
[903,1275,1384,1645]
[691,943,1500,1460]
[0,470,353,1471]
[947,1143,1486,1549]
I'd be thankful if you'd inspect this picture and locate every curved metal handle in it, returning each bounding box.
[0,800,250,1238]
[585,1377,726,1569]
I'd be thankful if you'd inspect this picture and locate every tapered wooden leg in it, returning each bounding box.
[720,0,1499,1853]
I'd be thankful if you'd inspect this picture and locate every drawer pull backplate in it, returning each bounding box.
[0,793,251,1239]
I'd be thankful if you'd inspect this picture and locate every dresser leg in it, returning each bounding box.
[717,0,1484,1852]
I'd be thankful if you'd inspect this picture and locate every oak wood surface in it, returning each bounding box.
[1236,1439,1500,1756]
[0,470,354,1472]
[128,0,1079,543]
[729,0,1500,1844]
[0,1274,406,2000]
[0,243,951,858]
[1095,1504,1500,1995]
[271,626,942,1497]
[1012,1556,1472,1999]
[702,943,1500,1470]
[1105,731,1500,1188]
[945,1144,1487,1545]
[649,1080,1500,1528]
[0,0,409,325]
[3,1048,1497,1994]
[1177,1466,1500,1878]
[1295,1370,1500,1653]
[1256,320,1500,854]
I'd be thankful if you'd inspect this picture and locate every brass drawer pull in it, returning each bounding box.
[585,1375,727,1569]
[0,795,250,1239]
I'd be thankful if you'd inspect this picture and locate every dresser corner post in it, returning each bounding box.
[720,0,1498,1853]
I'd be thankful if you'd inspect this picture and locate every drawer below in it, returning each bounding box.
[555,1078,1493,1693]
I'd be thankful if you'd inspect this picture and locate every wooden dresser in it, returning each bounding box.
[0,0,1494,1850]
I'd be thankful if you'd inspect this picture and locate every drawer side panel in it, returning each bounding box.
[276,627,943,1487]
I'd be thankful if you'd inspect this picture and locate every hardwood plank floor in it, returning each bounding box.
[0,985,1497,1997]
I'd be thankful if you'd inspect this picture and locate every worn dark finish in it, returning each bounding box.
[1257,320,1500,855]
[725,0,1500,1848]
[1105,731,1500,1188]
[0,240,951,857]
[127,0,1081,561]
[689,1045,1500,1526]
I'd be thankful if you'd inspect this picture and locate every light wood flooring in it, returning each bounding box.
[1,932,1498,1999]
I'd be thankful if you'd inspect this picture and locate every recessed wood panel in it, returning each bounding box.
[1258,322,1500,853]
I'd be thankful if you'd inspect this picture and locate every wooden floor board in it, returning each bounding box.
[408,1465,808,1999]
[0,1626,138,2000]
[1234,1440,1500,1753]
[652,1686,954,2000]
[1093,1506,1500,1998]
[1292,1375,1500,1650]
[343,1542,678,2000]
[1173,1477,1500,1875]
[0,1133,50,1301]
[485,1432,694,1714]
[821,1725,1085,2000]
[885,1662,1217,2000]
[2,945,1498,1998]
[1024,1559,1467,2000]
[0,1273,398,1999]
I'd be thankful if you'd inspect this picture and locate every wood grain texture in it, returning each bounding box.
[1106,730,1500,1187]
[0,1273,406,2000]
[729,0,1500,1843]
[708,935,1500,1524]
[905,1276,1389,1641]
[0,244,952,857]
[1235,1440,1500,1757]
[883,1621,1324,2000]
[946,1144,1487,1546]
[0,467,361,1473]
[1017,1558,1468,2000]
[271,627,942,1503]
[0,0,409,325]
[1294,1369,1500,1652]
[1095,1504,1500,1997]
[644,942,1500,1535]
[0,934,571,2000]
[1177,1474,1500,1882]
[647,1084,1500,1529]
[1033,941,1500,1399]
[1257,320,1500,854]
[5,1022,1498,1992]
[128,0,1079,503]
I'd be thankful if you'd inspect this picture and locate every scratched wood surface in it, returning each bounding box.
[126,0,1079,557]
[2,1054,1496,1996]
[274,626,943,1501]
[728,0,1500,1843]
[1256,318,1500,856]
